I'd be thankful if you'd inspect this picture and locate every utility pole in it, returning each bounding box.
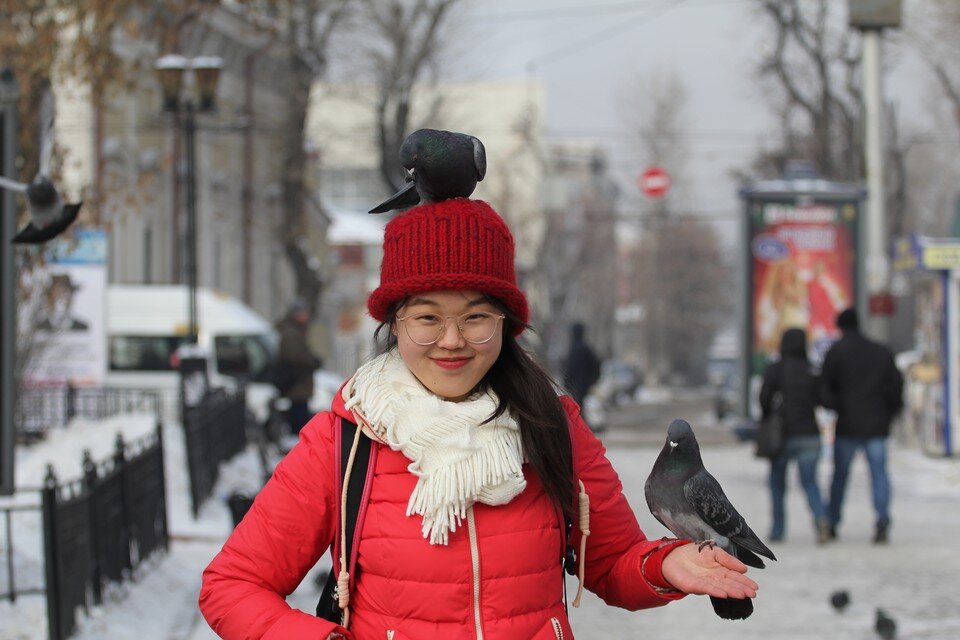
[850,0,902,342]
[1,68,18,495]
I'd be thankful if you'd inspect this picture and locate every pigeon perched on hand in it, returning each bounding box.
[369,128,486,213]
[830,589,850,613]
[645,419,776,620]
[875,608,897,639]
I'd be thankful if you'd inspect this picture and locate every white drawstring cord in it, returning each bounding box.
[572,480,590,607]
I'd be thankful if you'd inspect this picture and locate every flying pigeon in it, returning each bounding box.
[644,419,776,620]
[875,608,896,640]
[830,589,850,613]
[369,128,485,213]
[0,89,82,244]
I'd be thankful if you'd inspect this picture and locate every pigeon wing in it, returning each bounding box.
[0,175,27,193]
[12,202,81,245]
[683,469,775,563]
[38,88,55,177]
[471,136,486,181]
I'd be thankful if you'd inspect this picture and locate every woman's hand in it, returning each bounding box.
[661,543,759,600]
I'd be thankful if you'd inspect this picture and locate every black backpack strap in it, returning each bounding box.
[341,418,372,572]
[316,417,373,622]
[561,408,578,611]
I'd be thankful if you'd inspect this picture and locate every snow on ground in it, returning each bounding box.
[635,385,675,404]
[570,442,960,640]
[3,410,960,640]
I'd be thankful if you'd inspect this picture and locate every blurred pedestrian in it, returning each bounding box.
[758,328,830,544]
[563,322,602,407]
[820,308,904,544]
[275,299,322,434]
[200,142,761,638]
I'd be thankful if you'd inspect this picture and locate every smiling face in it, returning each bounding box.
[393,289,504,402]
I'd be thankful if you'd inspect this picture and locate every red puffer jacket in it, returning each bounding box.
[200,392,686,639]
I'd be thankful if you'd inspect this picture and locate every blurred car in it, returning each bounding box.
[106,284,279,423]
[592,360,644,408]
[707,356,740,422]
[713,370,741,422]
[581,392,608,433]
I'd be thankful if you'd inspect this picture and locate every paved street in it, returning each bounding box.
[564,391,960,639]
[23,390,955,640]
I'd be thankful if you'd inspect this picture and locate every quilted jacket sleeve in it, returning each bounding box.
[199,411,347,639]
[561,396,688,610]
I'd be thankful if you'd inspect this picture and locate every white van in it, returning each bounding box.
[105,285,279,422]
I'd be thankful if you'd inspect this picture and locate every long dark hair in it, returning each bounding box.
[375,296,575,519]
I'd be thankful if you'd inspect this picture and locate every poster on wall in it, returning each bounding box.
[25,228,108,385]
[749,200,859,376]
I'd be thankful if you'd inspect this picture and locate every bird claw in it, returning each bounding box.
[697,540,718,552]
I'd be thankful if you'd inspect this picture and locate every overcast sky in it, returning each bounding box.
[450,0,934,242]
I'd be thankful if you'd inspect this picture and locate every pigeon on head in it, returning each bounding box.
[369,128,486,214]
[644,419,776,620]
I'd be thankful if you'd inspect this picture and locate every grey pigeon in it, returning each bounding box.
[0,89,81,244]
[830,589,850,613]
[644,419,776,620]
[369,128,485,213]
[875,608,896,639]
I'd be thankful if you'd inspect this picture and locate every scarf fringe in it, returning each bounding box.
[406,430,525,545]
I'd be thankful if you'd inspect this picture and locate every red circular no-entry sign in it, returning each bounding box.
[638,166,671,198]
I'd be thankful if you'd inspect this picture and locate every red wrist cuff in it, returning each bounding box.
[641,538,691,596]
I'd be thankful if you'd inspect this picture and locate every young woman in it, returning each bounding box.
[759,327,830,543]
[199,198,759,639]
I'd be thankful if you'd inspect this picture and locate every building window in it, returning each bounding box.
[321,168,384,211]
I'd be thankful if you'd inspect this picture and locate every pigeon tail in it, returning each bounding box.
[732,546,766,570]
[710,596,753,620]
[369,181,419,214]
[730,530,777,565]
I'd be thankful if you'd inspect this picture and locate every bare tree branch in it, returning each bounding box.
[357,0,463,193]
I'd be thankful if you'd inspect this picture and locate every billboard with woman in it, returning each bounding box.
[740,176,863,417]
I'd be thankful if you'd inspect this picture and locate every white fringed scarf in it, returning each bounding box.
[343,351,526,545]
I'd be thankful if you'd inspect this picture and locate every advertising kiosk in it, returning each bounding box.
[739,174,865,419]
[892,235,959,457]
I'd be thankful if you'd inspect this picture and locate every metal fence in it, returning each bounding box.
[16,385,166,438]
[41,423,168,640]
[183,387,247,517]
[1,497,45,603]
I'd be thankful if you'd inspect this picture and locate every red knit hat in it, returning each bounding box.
[368,198,528,334]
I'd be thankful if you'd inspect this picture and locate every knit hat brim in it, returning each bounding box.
[368,274,528,336]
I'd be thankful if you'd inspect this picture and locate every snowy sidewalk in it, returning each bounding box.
[4,416,959,639]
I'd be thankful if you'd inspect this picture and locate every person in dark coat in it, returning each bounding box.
[819,308,904,544]
[275,300,322,434]
[759,327,830,544]
[562,322,602,407]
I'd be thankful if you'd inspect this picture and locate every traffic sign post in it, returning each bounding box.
[638,166,671,199]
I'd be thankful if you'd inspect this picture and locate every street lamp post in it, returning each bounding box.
[849,0,902,342]
[155,55,222,345]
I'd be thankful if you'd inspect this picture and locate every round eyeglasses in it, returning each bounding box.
[395,311,505,346]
